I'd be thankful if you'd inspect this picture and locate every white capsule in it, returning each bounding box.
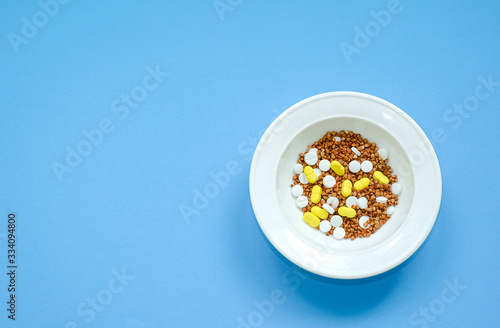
[298,173,308,184]
[291,185,303,197]
[349,160,361,173]
[391,183,402,195]
[376,196,388,203]
[357,197,368,209]
[314,168,322,179]
[378,148,388,160]
[322,203,334,214]
[319,159,331,172]
[304,152,318,165]
[319,220,332,233]
[333,227,346,240]
[323,175,336,188]
[351,147,361,156]
[327,197,339,209]
[334,136,341,142]
[386,206,395,215]
[361,160,373,173]
[359,216,370,229]
[296,196,308,208]
[346,196,358,208]
[330,215,343,227]
[293,164,303,174]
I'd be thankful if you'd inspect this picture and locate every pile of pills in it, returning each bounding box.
[290,130,402,240]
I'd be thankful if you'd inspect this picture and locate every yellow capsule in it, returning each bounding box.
[341,180,352,197]
[303,212,320,228]
[304,166,317,183]
[354,177,371,190]
[373,171,389,184]
[338,206,356,218]
[311,206,329,219]
[330,161,345,176]
[342,180,352,188]
[311,185,322,204]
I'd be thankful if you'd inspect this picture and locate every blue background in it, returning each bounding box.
[1,1,500,327]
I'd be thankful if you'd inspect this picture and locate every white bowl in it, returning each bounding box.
[249,92,442,279]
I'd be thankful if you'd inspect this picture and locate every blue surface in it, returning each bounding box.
[1,1,500,327]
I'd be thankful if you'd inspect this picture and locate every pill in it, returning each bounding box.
[386,206,395,215]
[349,160,361,173]
[298,173,308,184]
[314,168,322,179]
[334,136,341,142]
[391,183,402,195]
[359,216,370,229]
[346,196,357,208]
[319,159,331,172]
[327,197,339,209]
[338,206,356,218]
[305,151,318,165]
[311,185,322,204]
[341,180,352,197]
[303,212,320,228]
[319,219,332,233]
[373,171,389,184]
[293,164,303,174]
[361,160,373,173]
[333,227,345,240]
[296,196,308,208]
[323,175,336,188]
[357,197,368,209]
[330,161,345,176]
[291,185,303,197]
[304,166,317,183]
[322,203,334,214]
[354,177,370,190]
[376,196,387,203]
[309,148,318,153]
[330,215,343,227]
[378,148,388,160]
[311,206,329,219]
[351,147,361,156]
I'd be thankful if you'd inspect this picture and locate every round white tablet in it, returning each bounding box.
[391,183,402,195]
[319,159,331,172]
[361,160,373,173]
[349,160,361,173]
[323,175,336,188]
[295,196,308,208]
[359,216,370,229]
[314,168,322,179]
[322,203,334,214]
[291,185,303,197]
[333,227,346,240]
[376,196,387,203]
[357,197,368,209]
[304,152,318,165]
[309,148,318,153]
[293,164,303,174]
[386,206,395,215]
[319,220,332,233]
[330,215,343,227]
[351,147,361,156]
[327,197,339,209]
[378,148,388,160]
[298,173,308,184]
[346,196,358,208]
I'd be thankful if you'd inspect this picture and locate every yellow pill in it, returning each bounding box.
[311,185,322,204]
[338,206,356,218]
[373,171,389,184]
[304,166,317,183]
[342,180,352,188]
[341,186,352,197]
[354,177,371,190]
[330,161,345,176]
[303,212,320,228]
[311,206,329,219]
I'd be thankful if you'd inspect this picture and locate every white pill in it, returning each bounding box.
[314,168,322,178]
[349,160,361,173]
[391,183,402,195]
[327,197,339,209]
[334,136,341,142]
[319,220,332,233]
[346,196,358,208]
[291,185,303,197]
[357,197,368,209]
[293,164,303,174]
[322,203,334,214]
[309,148,318,153]
[386,206,395,215]
[295,196,308,208]
[323,175,336,188]
[376,196,388,203]
[319,159,331,172]
[378,148,388,160]
[304,152,318,165]
[299,173,308,184]
[361,160,373,173]
[333,227,346,240]
[359,216,370,229]
[351,147,361,156]
[330,215,343,227]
